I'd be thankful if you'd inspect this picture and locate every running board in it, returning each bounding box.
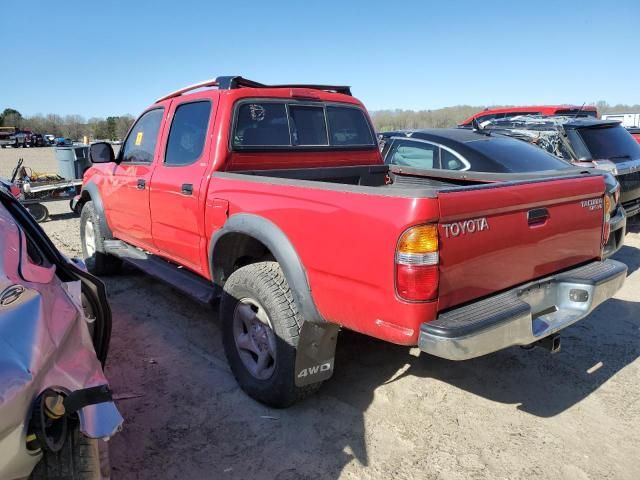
[104,240,219,304]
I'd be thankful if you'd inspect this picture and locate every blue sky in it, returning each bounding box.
[1,0,639,117]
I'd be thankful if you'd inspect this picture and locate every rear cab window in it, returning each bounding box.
[232,100,376,150]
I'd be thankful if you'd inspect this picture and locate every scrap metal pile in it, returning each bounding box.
[478,115,577,160]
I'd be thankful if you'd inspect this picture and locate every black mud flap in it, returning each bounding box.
[295,322,340,387]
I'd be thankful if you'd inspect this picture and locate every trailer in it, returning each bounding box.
[9,158,82,222]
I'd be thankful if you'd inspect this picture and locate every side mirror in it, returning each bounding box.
[89,142,115,163]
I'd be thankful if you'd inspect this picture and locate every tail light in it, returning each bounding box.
[396,224,439,301]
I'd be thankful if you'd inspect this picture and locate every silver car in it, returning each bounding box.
[0,180,123,479]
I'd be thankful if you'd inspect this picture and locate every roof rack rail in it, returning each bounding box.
[155,76,352,103]
[155,78,219,103]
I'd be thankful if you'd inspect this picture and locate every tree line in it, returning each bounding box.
[370,101,640,131]
[3,100,640,140]
[0,108,134,141]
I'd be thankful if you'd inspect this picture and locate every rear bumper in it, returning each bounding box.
[603,205,626,258]
[419,260,627,360]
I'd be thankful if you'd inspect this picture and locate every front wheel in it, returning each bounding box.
[221,262,322,408]
[80,201,121,276]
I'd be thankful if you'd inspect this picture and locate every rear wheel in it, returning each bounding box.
[80,201,121,276]
[30,425,110,480]
[221,261,322,408]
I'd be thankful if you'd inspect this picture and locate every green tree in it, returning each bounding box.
[0,108,23,128]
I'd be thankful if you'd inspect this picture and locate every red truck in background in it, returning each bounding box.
[74,77,626,407]
[459,105,598,126]
[628,128,640,144]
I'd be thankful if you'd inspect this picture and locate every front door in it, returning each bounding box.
[107,107,165,249]
[149,98,215,273]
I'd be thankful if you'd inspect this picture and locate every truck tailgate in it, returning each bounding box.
[437,175,606,310]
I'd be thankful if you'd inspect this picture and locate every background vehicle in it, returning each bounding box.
[13,130,34,148]
[0,182,122,480]
[44,134,55,145]
[0,126,17,148]
[459,105,598,126]
[75,76,625,408]
[479,116,640,217]
[55,137,73,146]
[379,129,626,257]
[30,133,47,147]
[602,112,640,127]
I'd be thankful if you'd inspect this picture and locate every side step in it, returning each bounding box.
[104,240,219,304]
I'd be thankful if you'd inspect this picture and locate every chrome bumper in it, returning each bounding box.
[419,260,627,361]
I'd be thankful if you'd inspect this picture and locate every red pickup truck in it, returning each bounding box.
[75,76,626,407]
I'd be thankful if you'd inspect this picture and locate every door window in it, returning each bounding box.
[165,101,212,166]
[387,140,437,169]
[121,108,164,163]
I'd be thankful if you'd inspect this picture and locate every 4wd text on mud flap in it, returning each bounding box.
[297,362,332,379]
[442,218,489,238]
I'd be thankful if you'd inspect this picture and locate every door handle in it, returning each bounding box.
[528,208,549,226]
[181,183,193,195]
[137,179,146,190]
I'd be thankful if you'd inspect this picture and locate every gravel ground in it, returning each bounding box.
[4,147,639,480]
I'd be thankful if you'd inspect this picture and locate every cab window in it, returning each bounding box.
[387,140,437,168]
[121,108,164,163]
[165,101,211,166]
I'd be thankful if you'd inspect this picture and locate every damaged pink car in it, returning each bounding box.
[0,179,123,479]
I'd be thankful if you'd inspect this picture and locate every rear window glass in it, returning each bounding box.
[234,103,290,146]
[289,105,328,146]
[327,106,375,146]
[233,102,375,149]
[468,137,572,172]
[577,125,640,162]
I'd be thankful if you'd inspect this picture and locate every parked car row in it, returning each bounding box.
[0,128,59,148]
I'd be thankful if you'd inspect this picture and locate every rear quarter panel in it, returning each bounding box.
[207,175,439,344]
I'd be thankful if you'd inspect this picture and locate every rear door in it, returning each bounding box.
[148,97,216,274]
[107,107,165,248]
[436,175,606,310]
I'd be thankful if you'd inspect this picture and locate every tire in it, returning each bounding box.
[80,201,121,276]
[26,203,49,222]
[30,425,110,480]
[221,261,322,408]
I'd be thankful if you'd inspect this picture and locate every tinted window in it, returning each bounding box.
[556,109,597,118]
[327,106,375,146]
[289,105,328,146]
[468,137,572,172]
[122,109,163,163]
[165,101,211,166]
[387,140,437,168]
[234,103,290,147]
[576,125,640,163]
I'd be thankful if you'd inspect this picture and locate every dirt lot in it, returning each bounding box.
[3,147,639,480]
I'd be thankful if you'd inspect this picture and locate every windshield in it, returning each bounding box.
[577,125,640,162]
[468,137,572,172]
